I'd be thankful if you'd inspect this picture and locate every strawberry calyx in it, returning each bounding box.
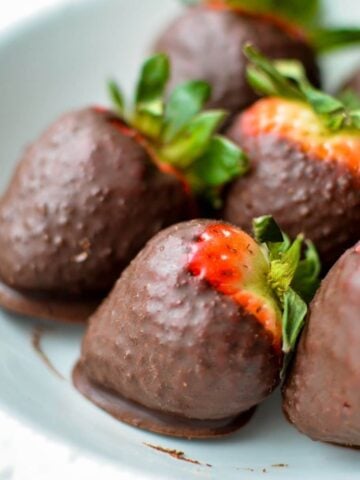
[107,114,193,194]
[188,216,321,361]
[244,44,360,133]
[188,223,283,350]
[240,98,360,175]
[107,55,248,207]
[93,108,194,194]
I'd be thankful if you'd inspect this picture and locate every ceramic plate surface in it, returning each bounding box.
[0,1,359,479]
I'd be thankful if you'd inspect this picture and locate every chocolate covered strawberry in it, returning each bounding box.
[74,216,320,438]
[0,54,246,323]
[154,0,360,118]
[223,45,360,268]
[283,241,360,447]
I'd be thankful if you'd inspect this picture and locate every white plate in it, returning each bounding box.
[0,1,359,479]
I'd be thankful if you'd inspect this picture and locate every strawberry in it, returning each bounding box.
[188,223,283,349]
[0,54,246,323]
[154,0,360,117]
[223,45,360,269]
[74,215,320,438]
[240,98,360,174]
[283,241,360,447]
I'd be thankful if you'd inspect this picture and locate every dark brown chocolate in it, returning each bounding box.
[0,108,189,320]
[74,220,280,437]
[222,121,360,268]
[73,362,255,439]
[282,242,360,447]
[0,279,98,323]
[154,6,319,116]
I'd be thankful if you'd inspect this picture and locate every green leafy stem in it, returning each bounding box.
[181,0,360,52]
[108,54,248,206]
[244,44,360,131]
[253,216,321,366]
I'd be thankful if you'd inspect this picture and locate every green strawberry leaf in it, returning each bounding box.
[180,136,248,206]
[132,110,164,140]
[291,241,321,303]
[244,44,360,131]
[349,110,360,128]
[189,136,248,188]
[253,215,284,244]
[158,110,226,169]
[300,85,344,115]
[108,80,125,118]
[108,54,247,205]
[269,235,303,299]
[338,89,360,110]
[276,61,345,115]
[246,67,286,99]
[135,54,169,117]
[282,288,308,354]
[184,136,248,206]
[245,46,303,100]
[162,81,212,143]
[252,216,321,357]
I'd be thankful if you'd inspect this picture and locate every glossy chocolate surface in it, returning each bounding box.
[223,119,360,268]
[0,108,188,300]
[283,243,360,447]
[75,220,280,436]
[154,6,319,116]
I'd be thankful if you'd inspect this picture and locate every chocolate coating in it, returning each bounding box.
[0,108,189,298]
[74,220,280,436]
[154,6,319,116]
[0,280,98,323]
[223,122,360,268]
[73,361,255,438]
[283,242,360,447]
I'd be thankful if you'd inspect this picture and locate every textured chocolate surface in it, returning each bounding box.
[73,362,255,439]
[0,108,189,297]
[282,243,360,447]
[75,220,280,433]
[154,6,319,116]
[223,120,360,268]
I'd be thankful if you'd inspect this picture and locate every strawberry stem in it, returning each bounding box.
[107,54,248,206]
[252,215,321,359]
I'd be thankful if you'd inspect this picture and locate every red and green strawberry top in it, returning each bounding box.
[106,54,248,206]
[188,216,321,358]
[241,45,360,175]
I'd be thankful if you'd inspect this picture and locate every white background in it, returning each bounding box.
[0,0,61,32]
